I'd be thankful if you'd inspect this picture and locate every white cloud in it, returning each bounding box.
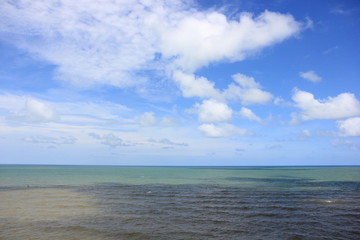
[161,10,301,71]
[196,99,232,123]
[292,89,360,122]
[138,112,156,126]
[223,74,273,105]
[23,135,77,145]
[337,117,360,137]
[300,70,322,82]
[303,129,311,137]
[173,71,221,99]
[148,138,188,146]
[0,94,58,123]
[0,1,302,88]
[232,73,261,88]
[239,107,262,123]
[331,139,360,150]
[198,123,250,138]
[89,133,132,148]
[0,0,181,87]
[330,7,351,15]
[22,98,59,123]
[0,93,132,126]
[173,72,273,106]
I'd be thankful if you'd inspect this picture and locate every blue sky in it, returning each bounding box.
[0,0,359,166]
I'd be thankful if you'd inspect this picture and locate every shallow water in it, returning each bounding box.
[0,166,359,239]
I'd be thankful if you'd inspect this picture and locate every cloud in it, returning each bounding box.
[1,96,59,123]
[173,72,273,106]
[173,71,221,99]
[302,129,311,137]
[196,99,232,122]
[22,98,59,123]
[239,107,262,123]
[138,112,157,127]
[323,46,339,55]
[148,138,188,146]
[161,10,301,71]
[265,144,283,150]
[198,123,251,138]
[300,70,322,82]
[136,112,177,127]
[331,139,360,150]
[330,7,352,15]
[337,117,360,137]
[291,89,360,122]
[0,1,302,88]
[0,93,134,127]
[223,74,273,105]
[233,73,261,88]
[0,0,174,87]
[23,135,76,145]
[89,133,132,148]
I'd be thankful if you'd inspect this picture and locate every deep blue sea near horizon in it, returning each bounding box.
[0,165,359,239]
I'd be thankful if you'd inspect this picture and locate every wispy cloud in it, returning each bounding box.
[331,139,360,150]
[323,46,339,55]
[299,70,322,82]
[330,6,352,15]
[239,107,262,123]
[23,135,77,145]
[148,138,188,147]
[0,0,303,89]
[89,133,134,148]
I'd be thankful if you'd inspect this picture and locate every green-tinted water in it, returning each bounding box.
[1,165,359,239]
[0,165,359,187]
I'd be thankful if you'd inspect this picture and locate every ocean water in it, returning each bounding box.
[0,165,359,239]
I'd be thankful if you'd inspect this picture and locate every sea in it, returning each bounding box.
[0,165,359,240]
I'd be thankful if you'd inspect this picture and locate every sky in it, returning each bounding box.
[0,0,359,166]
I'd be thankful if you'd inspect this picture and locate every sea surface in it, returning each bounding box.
[0,165,359,239]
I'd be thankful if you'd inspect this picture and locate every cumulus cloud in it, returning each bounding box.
[161,10,301,71]
[196,99,232,122]
[173,72,273,106]
[337,117,360,137]
[0,0,302,88]
[89,133,132,148]
[291,89,360,122]
[198,123,251,138]
[223,74,273,105]
[173,71,221,99]
[239,107,262,123]
[300,70,322,82]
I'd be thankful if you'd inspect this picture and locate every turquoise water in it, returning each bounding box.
[1,165,359,187]
[1,165,359,239]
